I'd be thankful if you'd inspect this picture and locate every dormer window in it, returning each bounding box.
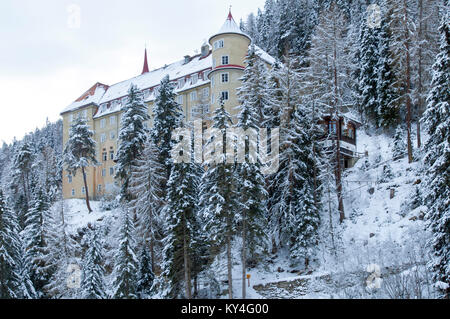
[213,39,224,50]
[191,74,198,85]
[178,78,185,89]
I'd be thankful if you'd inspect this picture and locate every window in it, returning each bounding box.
[190,91,197,101]
[82,187,85,194]
[102,168,106,177]
[101,133,106,143]
[221,56,229,65]
[191,74,198,85]
[211,76,215,88]
[202,87,209,98]
[68,175,72,183]
[110,131,116,140]
[69,114,73,122]
[100,119,106,128]
[213,39,224,50]
[71,189,75,196]
[221,73,229,83]
[178,78,185,89]
[221,91,229,101]
[110,167,114,176]
[82,109,88,118]
[203,103,210,115]
[211,93,215,104]
[110,150,114,160]
[177,95,183,105]
[102,152,107,161]
[110,115,116,125]
[328,121,337,134]
[98,184,102,193]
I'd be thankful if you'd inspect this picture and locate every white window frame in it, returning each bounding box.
[110,167,114,176]
[221,72,229,83]
[98,184,102,192]
[211,93,215,104]
[110,150,114,160]
[100,118,106,128]
[110,115,116,125]
[221,55,229,65]
[178,78,185,89]
[177,95,183,105]
[69,114,73,122]
[102,168,106,177]
[71,189,75,196]
[202,87,209,98]
[68,175,72,183]
[100,133,106,143]
[213,39,224,50]
[81,186,86,194]
[110,131,116,140]
[191,74,198,84]
[211,76,215,88]
[82,109,88,118]
[190,91,197,101]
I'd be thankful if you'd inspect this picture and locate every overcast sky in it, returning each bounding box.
[0,0,265,144]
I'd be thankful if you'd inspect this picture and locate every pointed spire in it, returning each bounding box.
[141,48,149,74]
[227,6,233,21]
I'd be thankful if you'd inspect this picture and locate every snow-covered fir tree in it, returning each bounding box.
[392,126,406,160]
[115,83,149,202]
[0,190,22,298]
[136,246,154,298]
[111,210,139,299]
[236,45,270,297]
[422,8,449,299]
[200,99,238,299]
[81,226,106,299]
[269,54,322,264]
[161,160,198,299]
[358,12,381,126]
[376,8,400,128]
[150,75,183,182]
[63,117,98,213]
[129,139,165,274]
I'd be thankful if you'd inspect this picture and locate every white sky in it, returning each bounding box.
[0,0,265,144]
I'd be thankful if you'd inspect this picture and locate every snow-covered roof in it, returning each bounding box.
[209,11,251,42]
[61,83,108,114]
[61,53,212,117]
[254,46,276,65]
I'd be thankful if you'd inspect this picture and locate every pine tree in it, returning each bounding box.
[81,226,106,299]
[392,126,406,160]
[115,83,149,202]
[129,139,165,274]
[22,188,50,297]
[43,198,80,299]
[358,12,380,126]
[200,99,238,299]
[376,8,400,128]
[12,141,34,206]
[236,45,269,298]
[0,190,21,298]
[422,8,450,299]
[63,117,98,213]
[161,161,197,299]
[111,211,139,299]
[151,75,183,183]
[136,247,154,298]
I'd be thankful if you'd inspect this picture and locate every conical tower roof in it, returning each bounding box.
[209,9,251,43]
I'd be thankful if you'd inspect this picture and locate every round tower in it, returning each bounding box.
[208,10,251,119]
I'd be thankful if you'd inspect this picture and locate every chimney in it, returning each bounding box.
[184,55,191,64]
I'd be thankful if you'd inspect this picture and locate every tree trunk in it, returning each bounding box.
[227,215,233,299]
[183,211,192,299]
[403,0,413,163]
[81,167,92,213]
[242,211,247,299]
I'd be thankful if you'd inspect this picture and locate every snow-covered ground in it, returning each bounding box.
[59,129,436,299]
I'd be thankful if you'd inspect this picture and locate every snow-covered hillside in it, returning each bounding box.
[59,129,437,299]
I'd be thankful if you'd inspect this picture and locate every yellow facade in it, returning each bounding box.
[61,13,268,199]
